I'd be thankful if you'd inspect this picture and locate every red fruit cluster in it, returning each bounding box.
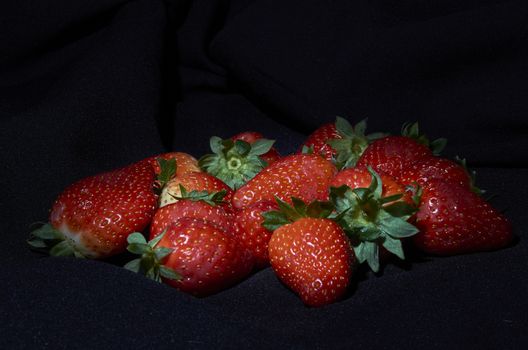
[29,120,513,307]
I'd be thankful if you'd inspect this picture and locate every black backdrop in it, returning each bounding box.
[1,0,527,348]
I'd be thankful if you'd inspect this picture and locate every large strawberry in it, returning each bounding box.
[199,134,276,190]
[28,159,161,259]
[413,179,513,255]
[234,201,278,269]
[300,117,385,169]
[263,199,354,307]
[150,188,235,240]
[356,122,446,178]
[231,131,281,165]
[159,171,233,208]
[125,218,254,297]
[232,153,337,210]
[328,167,419,272]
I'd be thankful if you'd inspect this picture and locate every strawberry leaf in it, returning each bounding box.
[401,122,447,155]
[378,211,419,238]
[49,240,74,257]
[261,211,291,231]
[127,232,147,245]
[156,158,177,190]
[159,265,182,280]
[124,258,142,273]
[382,236,405,260]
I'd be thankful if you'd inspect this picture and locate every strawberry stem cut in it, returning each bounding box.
[199,136,275,190]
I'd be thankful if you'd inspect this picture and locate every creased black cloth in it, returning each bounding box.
[1,0,527,348]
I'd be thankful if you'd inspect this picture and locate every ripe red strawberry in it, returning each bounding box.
[234,201,278,269]
[28,160,159,259]
[160,171,233,208]
[268,217,354,307]
[356,122,446,178]
[397,156,483,195]
[150,152,200,177]
[150,194,236,240]
[125,218,254,297]
[413,179,513,255]
[330,167,413,205]
[232,154,337,210]
[232,131,281,165]
[328,167,419,272]
[301,122,341,160]
[199,134,277,189]
[300,117,385,169]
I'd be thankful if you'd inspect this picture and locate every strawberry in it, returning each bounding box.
[150,189,235,240]
[413,179,513,255]
[125,218,254,297]
[27,159,160,259]
[199,134,277,189]
[234,201,278,269]
[300,117,385,169]
[397,156,483,195]
[328,167,419,272]
[232,153,337,210]
[356,122,446,178]
[150,152,200,177]
[159,171,233,208]
[263,199,354,307]
[231,131,281,165]
[330,167,413,205]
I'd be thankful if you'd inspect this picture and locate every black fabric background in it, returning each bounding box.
[1,0,527,348]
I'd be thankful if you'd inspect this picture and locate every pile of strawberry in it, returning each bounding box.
[28,118,513,307]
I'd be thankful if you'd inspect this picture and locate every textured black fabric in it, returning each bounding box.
[1,0,527,348]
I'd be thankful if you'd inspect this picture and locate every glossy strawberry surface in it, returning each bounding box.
[413,179,513,255]
[49,160,158,258]
[159,218,254,297]
[232,154,337,210]
[268,218,354,307]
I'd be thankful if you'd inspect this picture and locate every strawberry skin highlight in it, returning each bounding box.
[232,154,337,210]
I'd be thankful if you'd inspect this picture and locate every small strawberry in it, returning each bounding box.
[27,159,161,259]
[231,131,281,165]
[125,218,254,297]
[300,117,385,169]
[356,122,446,178]
[150,152,200,177]
[199,134,276,189]
[150,188,235,240]
[413,179,513,255]
[234,201,279,269]
[263,199,354,307]
[232,153,337,210]
[328,167,419,272]
[159,171,233,208]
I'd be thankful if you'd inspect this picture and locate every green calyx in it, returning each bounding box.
[327,117,386,170]
[170,185,228,207]
[262,197,335,231]
[401,122,447,156]
[199,136,275,190]
[124,232,181,283]
[27,223,86,258]
[154,157,177,195]
[329,167,419,273]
